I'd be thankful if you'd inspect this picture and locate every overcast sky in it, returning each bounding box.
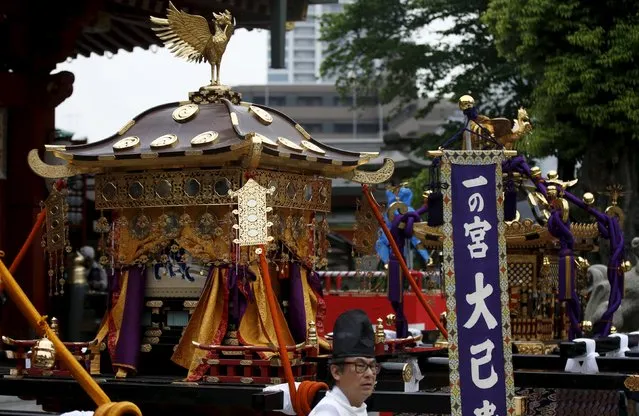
[55,29,268,142]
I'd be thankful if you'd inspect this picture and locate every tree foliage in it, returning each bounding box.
[483,0,639,159]
[319,0,529,119]
[320,0,639,237]
[484,0,639,238]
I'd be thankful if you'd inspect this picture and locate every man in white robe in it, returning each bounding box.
[309,309,378,416]
[266,309,378,416]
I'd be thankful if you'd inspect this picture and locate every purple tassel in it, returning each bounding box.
[504,188,517,221]
[427,191,443,226]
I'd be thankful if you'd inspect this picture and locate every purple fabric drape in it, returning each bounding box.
[113,266,145,371]
[388,207,426,339]
[228,266,252,326]
[308,270,324,298]
[502,156,624,337]
[547,210,581,339]
[288,263,307,343]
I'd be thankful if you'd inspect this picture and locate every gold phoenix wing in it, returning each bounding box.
[150,1,211,63]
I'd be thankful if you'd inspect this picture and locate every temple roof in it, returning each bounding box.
[35,96,391,182]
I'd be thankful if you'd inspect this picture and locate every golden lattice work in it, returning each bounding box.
[94,168,332,212]
[507,262,534,288]
[352,197,380,255]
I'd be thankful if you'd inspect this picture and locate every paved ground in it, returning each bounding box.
[0,396,43,412]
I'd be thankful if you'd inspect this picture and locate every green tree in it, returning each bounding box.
[483,0,639,238]
[319,0,530,119]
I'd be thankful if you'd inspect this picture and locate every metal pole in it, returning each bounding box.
[378,99,384,140]
[353,89,357,139]
[270,0,286,69]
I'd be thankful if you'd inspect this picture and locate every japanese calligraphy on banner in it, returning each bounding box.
[441,150,514,416]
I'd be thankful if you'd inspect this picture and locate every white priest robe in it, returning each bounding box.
[308,386,368,416]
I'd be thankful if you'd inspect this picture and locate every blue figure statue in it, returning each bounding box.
[375,186,429,338]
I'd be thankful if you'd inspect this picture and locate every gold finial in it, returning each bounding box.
[385,314,396,326]
[575,256,590,272]
[581,320,593,334]
[151,2,235,86]
[530,166,541,178]
[50,317,59,336]
[601,184,627,225]
[545,171,578,189]
[620,260,633,273]
[458,95,475,111]
[307,321,318,346]
[611,326,617,334]
[583,192,595,206]
[546,184,558,200]
[375,318,385,344]
[602,184,627,207]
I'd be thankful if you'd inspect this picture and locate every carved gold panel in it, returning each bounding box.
[95,168,332,212]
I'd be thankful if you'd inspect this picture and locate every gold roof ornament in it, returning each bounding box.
[150,2,235,87]
[602,184,628,226]
[458,95,532,150]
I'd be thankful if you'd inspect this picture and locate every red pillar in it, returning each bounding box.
[0,71,74,338]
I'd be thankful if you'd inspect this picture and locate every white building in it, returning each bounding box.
[266,1,351,84]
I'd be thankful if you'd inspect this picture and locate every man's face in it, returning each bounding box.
[330,357,378,407]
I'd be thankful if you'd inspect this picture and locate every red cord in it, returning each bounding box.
[362,184,448,339]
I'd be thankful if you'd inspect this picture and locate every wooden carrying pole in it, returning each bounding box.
[0,257,142,416]
[361,184,448,339]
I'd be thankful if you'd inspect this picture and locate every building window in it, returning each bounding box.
[294,27,315,37]
[358,124,380,134]
[294,39,315,48]
[334,123,353,134]
[269,96,287,106]
[294,51,315,60]
[267,73,289,83]
[297,96,323,106]
[294,62,315,71]
[333,96,353,106]
[253,96,266,104]
[294,74,317,83]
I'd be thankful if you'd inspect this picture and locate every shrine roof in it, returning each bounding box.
[35,97,390,181]
[73,0,326,58]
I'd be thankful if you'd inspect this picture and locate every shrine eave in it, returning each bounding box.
[72,0,323,59]
[412,221,601,251]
